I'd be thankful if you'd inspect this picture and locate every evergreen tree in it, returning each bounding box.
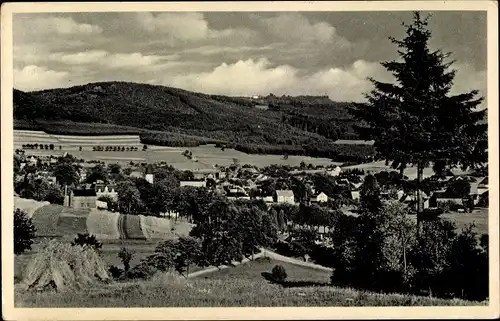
[350,12,486,226]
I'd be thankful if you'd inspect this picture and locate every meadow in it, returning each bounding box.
[15,257,485,307]
[343,160,470,180]
[15,129,338,169]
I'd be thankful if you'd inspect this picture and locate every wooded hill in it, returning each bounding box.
[13,82,375,162]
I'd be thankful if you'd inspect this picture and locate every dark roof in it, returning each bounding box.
[73,189,97,197]
[145,164,155,175]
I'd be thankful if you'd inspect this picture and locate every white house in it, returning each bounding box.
[275,190,295,204]
[96,185,118,201]
[327,166,342,177]
[180,181,207,188]
[477,177,488,196]
[145,164,154,184]
[311,192,328,203]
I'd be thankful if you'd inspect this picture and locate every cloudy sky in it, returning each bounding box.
[13,11,487,104]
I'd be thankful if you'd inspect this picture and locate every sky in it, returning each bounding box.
[13,11,487,104]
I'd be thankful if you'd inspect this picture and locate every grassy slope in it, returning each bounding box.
[15,257,483,307]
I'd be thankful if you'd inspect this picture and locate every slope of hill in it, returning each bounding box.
[15,198,191,240]
[13,82,376,161]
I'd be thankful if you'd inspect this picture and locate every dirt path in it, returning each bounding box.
[187,248,332,279]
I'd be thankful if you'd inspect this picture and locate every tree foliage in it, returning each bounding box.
[14,208,36,255]
[350,12,487,214]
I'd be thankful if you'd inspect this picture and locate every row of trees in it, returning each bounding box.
[21,144,56,150]
[128,197,279,278]
[92,146,141,152]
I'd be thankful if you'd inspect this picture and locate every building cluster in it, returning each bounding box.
[15,149,489,216]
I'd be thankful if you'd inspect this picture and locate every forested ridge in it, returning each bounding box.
[13,82,375,161]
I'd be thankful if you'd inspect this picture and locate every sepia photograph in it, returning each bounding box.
[1,1,498,320]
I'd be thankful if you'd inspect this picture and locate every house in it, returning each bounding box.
[79,169,87,183]
[275,190,295,204]
[192,168,223,180]
[145,164,154,184]
[327,166,342,177]
[180,181,207,188]
[129,171,144,179]
[311,192,328,203]
[227,188,250,200]
[399,191,430,209]
[28,156,37,165]
[477,177,488,197]
[428,191,463,208]
[64,186,97,209]
[95,184,118,201]
[260,196,274,203]
[351,191,360,201]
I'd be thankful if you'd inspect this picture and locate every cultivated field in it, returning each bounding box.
[14,130,142,149]
[15,130,338,169]
[15,257,484,307]
[15,199,193,241]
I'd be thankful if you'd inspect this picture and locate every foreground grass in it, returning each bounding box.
[15,258,484,307]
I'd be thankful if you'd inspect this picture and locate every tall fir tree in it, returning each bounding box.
[350,12,487,225]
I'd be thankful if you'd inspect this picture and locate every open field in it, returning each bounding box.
[406,208,489,236]
[14,130,142,149]
[15,257,484,307]
[343,160,470,180]
[15,129,339,168]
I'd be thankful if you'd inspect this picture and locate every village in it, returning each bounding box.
[14,147,489,230]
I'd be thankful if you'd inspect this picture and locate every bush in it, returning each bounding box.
[118,247,133,273]
[128,260,158,280]
[71,233,103,252]
[271,264,288,283]
[108,265,124,279]
[14,208,36,255]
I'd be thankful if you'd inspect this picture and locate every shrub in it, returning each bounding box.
[118,247,133,273]
[271,264,288,283]
[108,265,124,279]
[128,260,158,280]
[14,208,36,255]
[71,233,103,252]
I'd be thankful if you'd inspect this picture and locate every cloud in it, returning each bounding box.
[49,50,109,65]
[16,16,102,37]
[14,65,70,91]
[135,12,254,44]
[30,50,179,70]
[165,58,389,101]
[257,13,351,46]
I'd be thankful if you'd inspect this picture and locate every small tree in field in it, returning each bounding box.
[350,12,487,229]
[118,247,133,276]
[272,264,288,283]
[14,209,36,255]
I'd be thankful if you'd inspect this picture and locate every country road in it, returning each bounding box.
[187,248,332,279]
